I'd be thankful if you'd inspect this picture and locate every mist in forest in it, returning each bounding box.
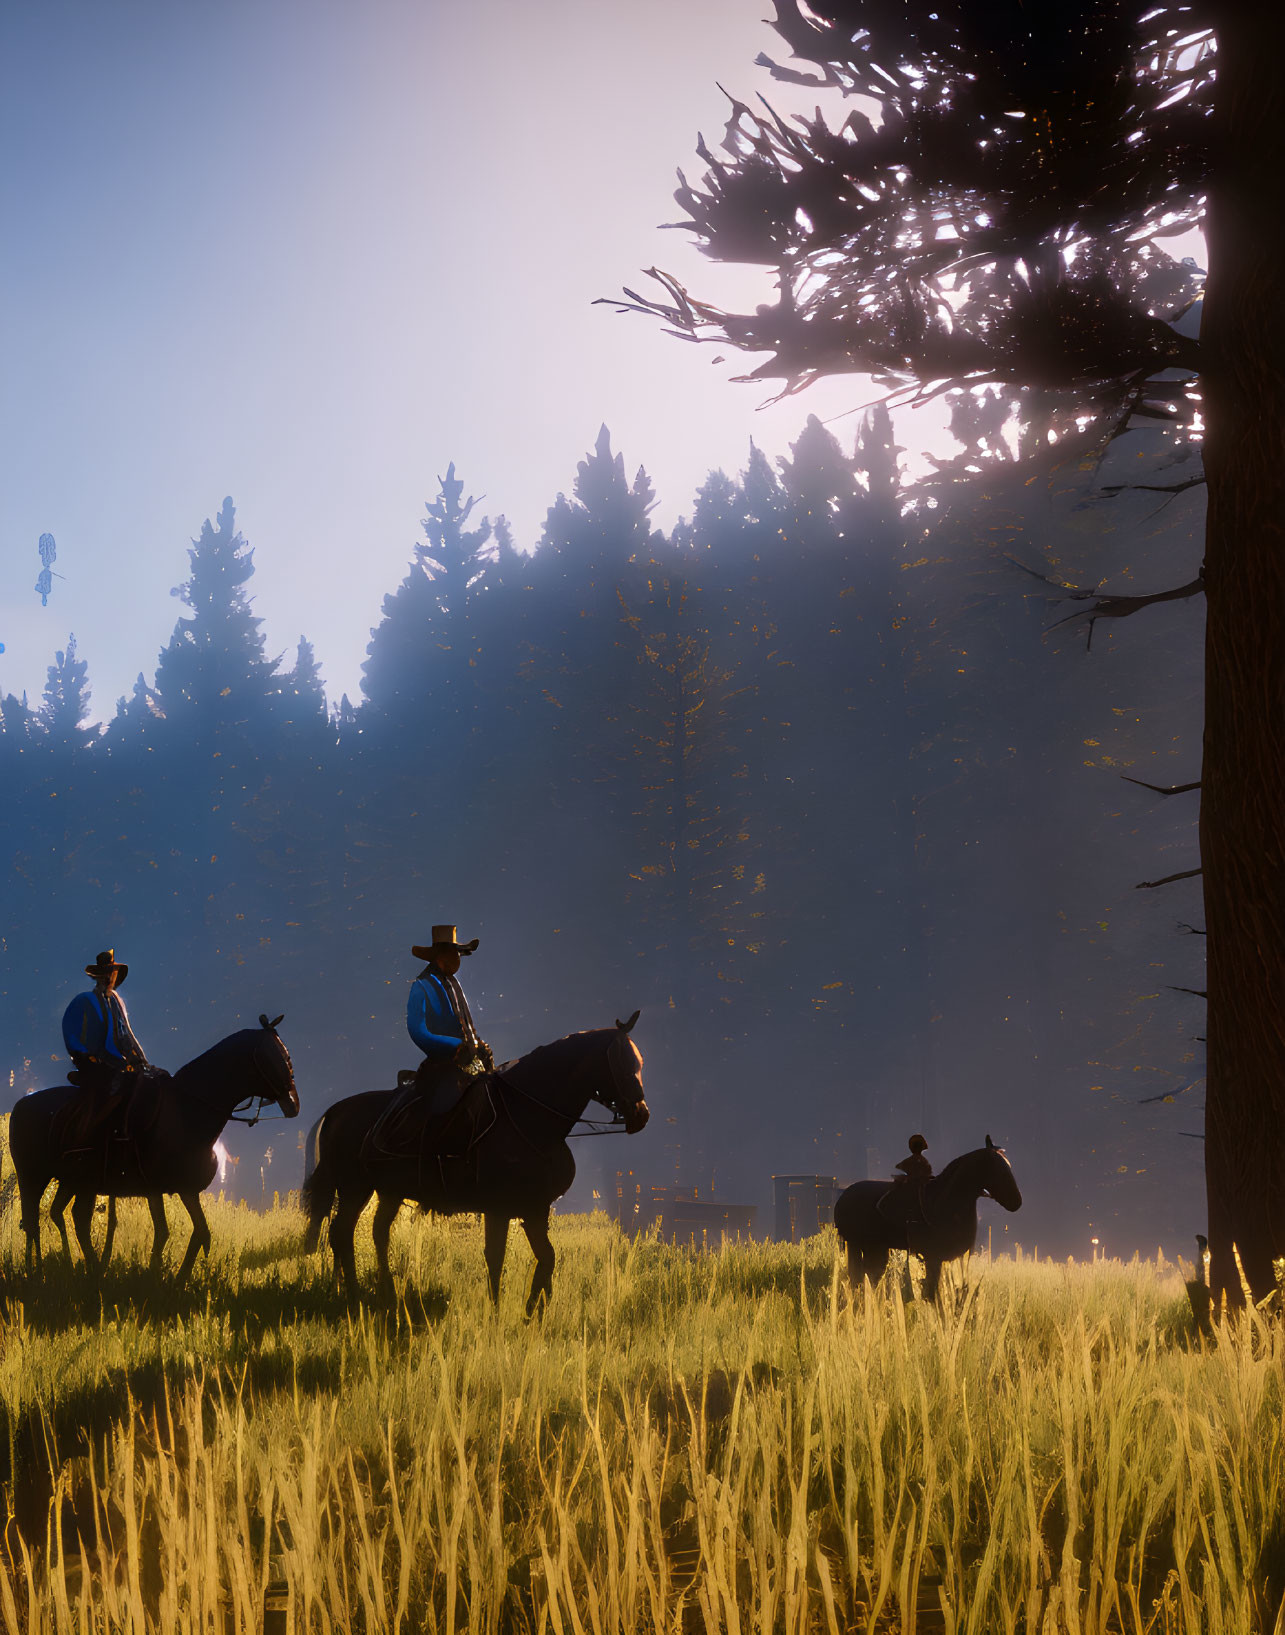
[1,403,1206,1258]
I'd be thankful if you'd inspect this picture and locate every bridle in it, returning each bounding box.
[219,1015,298,1126]
[498,1022,645,1139]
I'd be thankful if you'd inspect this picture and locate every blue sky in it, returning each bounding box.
[2,0,879,718]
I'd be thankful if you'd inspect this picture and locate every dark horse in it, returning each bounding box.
[833,1136,1022,1300]
[10,1016,299,1282]
[302,1012,648,1313]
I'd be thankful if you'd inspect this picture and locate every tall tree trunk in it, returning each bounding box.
[1200,2,1285,1304]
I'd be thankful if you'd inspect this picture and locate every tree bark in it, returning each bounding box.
[1200,1,1285,1304]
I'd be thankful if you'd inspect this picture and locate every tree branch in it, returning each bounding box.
[1005,558,1205,650]
[1098,475,1206,497]
[1177,922,1207,936]
[1139,1079,1202,1104]
[1167,986,1208,998]
[1135,867,1202,889]
[1120,776,1202,795]
[1046,569,1205,639]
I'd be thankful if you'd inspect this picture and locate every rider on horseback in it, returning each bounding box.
[878,1133,933,1225]
[365,925,494,1162]
[61,950,153,1146]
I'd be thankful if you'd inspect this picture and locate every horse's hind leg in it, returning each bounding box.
[847,1240,889,1293]
[520,1212,555,1319]
[148,1194,170,1271]
[330,1185,374,1306]
[483,1213,509,1307]
[49,1181,74,1261]
[70,1192,100,1274]
[372,1193,401,1297]
[18,1175,49,1273]
[102,1196,118,1267]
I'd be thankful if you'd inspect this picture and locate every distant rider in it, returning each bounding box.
[61,949,151,1144]
[367,924,494,1160]
[881,1133,933,1224]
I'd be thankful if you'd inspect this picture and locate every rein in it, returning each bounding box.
[225,1095,289,1127]
[493,1071,632,1139]
[180,1039,294,1127]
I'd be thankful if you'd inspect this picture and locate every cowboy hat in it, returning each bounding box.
[411,925,479,960]
[85,949,128,983]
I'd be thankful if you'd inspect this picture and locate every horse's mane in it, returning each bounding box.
[500,1028,614,1080]
[173,1027,292,1099]
[933,1144,1003,1186]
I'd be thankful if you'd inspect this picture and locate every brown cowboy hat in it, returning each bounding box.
[85,948,128,983]
[411,924,479,960]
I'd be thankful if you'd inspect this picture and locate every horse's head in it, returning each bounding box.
[253,1013,300,1119]
[980,1133,1022,1212]
[600,1010,649,1134]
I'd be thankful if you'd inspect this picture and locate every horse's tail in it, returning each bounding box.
[8,1093,53,1242]
[300,1112,334,1252]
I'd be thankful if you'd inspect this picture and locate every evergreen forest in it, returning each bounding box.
[1,406,1206,1255]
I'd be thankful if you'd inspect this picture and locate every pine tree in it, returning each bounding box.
[39,635,96,752]
[613,1,1285,1303]
[361,463,495,727]
[538,425,656,590]
[154,497,278,727]
[279,636,327,726]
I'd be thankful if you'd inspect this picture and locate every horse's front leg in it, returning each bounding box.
[70,1192,99,1274]
[49,1181,74,1261]
[483,1213,509,1306]
[521,1212,555,1319]
[921,1256,943,1304]
[174,1192,211,1286]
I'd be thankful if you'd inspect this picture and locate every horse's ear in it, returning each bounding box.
[271,1014,284,1029]
[615,1009,641,1033]
[260,1013,284,1031]
[986,1133,994,1149]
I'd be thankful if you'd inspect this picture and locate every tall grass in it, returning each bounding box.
[0,1193,1282,1633]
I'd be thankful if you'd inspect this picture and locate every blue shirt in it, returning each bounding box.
[407,971,466,1059]
[62,988,148,1066]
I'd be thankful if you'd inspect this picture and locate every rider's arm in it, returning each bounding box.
[109,994,149,1067]
[407,978,464,1058]
[62,994,105,1061]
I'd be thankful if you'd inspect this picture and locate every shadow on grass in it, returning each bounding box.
[0,1258,452,1547]
[0,1253,451,1332]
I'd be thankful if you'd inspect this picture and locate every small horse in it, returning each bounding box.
[10,1016,299,1282]
[833,1135,1022,1300]
[302,1012,648,1314]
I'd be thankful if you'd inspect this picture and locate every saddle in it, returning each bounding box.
[53,1067,170,1187]
[433,1078,497,1160]
[876,1180,930,1230]
[365,1074,497,1169]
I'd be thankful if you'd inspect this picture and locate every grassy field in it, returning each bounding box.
[0,1177,1281,1634]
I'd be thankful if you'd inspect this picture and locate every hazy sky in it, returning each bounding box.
[2,0,883,719]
